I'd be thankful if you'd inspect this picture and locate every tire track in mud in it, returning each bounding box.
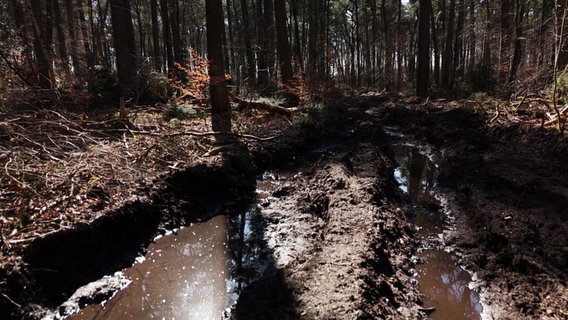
[235,141,422,319]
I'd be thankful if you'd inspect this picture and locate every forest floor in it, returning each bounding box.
[0,90,567,319]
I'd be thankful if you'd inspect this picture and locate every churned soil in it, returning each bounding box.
[234,113,422,319]
[376,99,568,319]
[1,92,567,319]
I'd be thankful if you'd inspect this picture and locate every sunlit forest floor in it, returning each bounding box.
[0,90,292,258]
[0,89,566,319]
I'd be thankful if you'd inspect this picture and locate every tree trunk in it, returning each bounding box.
[160,0,174,73]
[538,0,553,78]
[109,0,138,96]
[381,0,392,89]
[290,0,303,68]
[170,0,184,64]
[53,0,70,76]
[226,0,236,75]
[467,0,476,75]
[453,0,465,82]
[430,1,440,87]
[509,0,525,83]
[417,0,431,97]
[30,0,55,88]
[65,0,84,77]
[500,0,513,86]
[275,0,294,85]
[396,0,403,89]
[241,0,256,84]
[257,0,275,95]
[206,0,231,135]
[442,0,456,90]
[150,0,161,70]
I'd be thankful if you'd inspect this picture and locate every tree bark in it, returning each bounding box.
[442,0,456,90]
[109,0,138,96]
[150,0,161,70]
[241,0,257,84]
[274,0,294,85]
[30,0,55,88]
[170,0,184,64]
[500,0,513,86]
[417,0,431,97]
[509,0,525,83]
[381,0,393,89]
[206,0,232,134]
[53,0,70,75]
[160,0,174,73]
[257,0,271,95]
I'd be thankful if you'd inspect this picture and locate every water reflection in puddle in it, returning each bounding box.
[393,144,482,320]
[68,215,232,320]
[417,250,482,319]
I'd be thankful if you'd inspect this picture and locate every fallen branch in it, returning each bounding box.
[0,292,22,309]
[228,91,295,117]
[86,128,276,141]
[489,105,501,124]
[544,105,568,126]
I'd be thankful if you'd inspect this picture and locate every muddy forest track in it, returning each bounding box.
[377,101,568,319]
[235,143,420,319]
[1,95,567,319]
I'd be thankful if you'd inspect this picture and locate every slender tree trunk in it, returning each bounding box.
[206,0,231,135]
[170,0,183,64]
[509,0,525,83]
[381,0,392,89]
[396,0,403,89]
[275,0,294,85]
[109,0,138,96]
[354,0,361,86]
[78,0,93,70]
[241,0,256,84]
[226,0,236,74]
[160,0,174,72]
[453,0,465,82]
[65,0,83,77]
[539,0,553,79]
[290,0,303,68]
[150,0,161,70]
[30,0,55,88]
[500,0,513,87]
[430,2,440,87]
[257,0,276,95]
[134,3,145,58]
[417,0,431,97]
[264,0,276,79]
[442,0,456,90]
[53,0,70,75]
[467,0,476,75]
[308,0,320,77]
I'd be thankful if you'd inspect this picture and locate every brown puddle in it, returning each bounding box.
[393,144,482,320]
[67,215,232,320]
[64,178,279,320]
[417,250,482,319]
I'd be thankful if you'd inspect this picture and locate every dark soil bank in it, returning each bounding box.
[377,100,568,319]
[1,95,567,320]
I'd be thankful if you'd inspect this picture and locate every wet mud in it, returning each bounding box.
[392,144,482,319]
[1,95,567,319]
[379,101,568,319]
